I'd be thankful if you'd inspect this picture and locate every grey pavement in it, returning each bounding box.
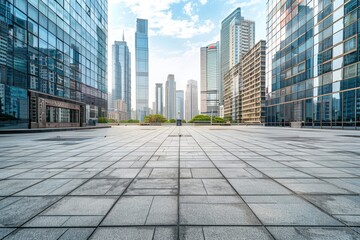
[0,126,360,239]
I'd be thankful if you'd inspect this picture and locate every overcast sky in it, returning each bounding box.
[108,0,267,110]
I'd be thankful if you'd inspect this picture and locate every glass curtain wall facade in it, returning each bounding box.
[185,79,198,121]
[0,0,108,129]
[266,0,360,128]
[112,40,131,117]
[135,18,149,122]
[176,90,184,120]
[155,83,163,115]
[220,8,241,107]
[165,74,176,120]
[201,42,220,116]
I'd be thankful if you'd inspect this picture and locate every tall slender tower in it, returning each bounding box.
[155,83,163,115]
[200,42,220,116]
[220,8,241,107]
[185,80,199,121]
[165,74,176,120]
[112,37,131,118]
[135,19,149,121]
[176,90,184,120]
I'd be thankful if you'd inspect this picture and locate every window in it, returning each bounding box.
[343,64,357,79]
[344,52,357,66]
[344,37,356,53]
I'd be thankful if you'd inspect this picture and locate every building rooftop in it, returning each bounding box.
[0,126,359,239]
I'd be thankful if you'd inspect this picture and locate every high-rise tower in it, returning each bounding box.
[135,19,149,121]
[112,38,131,118]
[200,42,220,116]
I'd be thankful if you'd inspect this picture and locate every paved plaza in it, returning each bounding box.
[0,126,360,239]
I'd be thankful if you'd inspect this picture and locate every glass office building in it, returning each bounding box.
[201,42,220,116]
[0,0,108,129]
[165,74,176,120]
[266,0,360,128]
[135,18,149,122]
[112,39,131,117]
[155,83,163,115]
[176,90,184,120]
[220,8,241,107]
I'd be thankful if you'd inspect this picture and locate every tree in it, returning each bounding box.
[189,114,225,123]
[98,117,109,123]
[190,114,211,123]
[223,115,232,123]
[144,114,167,123]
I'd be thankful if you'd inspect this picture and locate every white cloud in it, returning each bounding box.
[199,0,208,5]
[184,2,193,16]
[115,0,214,39]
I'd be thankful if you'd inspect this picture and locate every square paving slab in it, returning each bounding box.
[0,126,360,239]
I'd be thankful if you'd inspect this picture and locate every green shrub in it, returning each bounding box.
[98,117,108,123]
[144,114,167,123]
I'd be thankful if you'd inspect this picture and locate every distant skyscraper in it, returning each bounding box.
[165,74,176,120]
[185,80,199,121]
[229,18,255,68]
[220,8,241,106]
[176,90,184,120]
[200,42,220,116]
[135,19,149,121]
[151,102,156,115]
[112,38,131,118]
[155,83,163,115]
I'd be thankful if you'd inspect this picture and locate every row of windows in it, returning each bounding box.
[266,88,360,128]
[269,2,360,98]
[0,2,107,94]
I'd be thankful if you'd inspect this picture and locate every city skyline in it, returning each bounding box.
[108,0,267,110]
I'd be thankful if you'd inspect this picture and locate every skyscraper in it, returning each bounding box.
[220,8,241,107]
[200,42,220,116]
[112,38,131,118]
[135,19,149,121]
[229,18,255,68]
[185,80,199,121]
[155,83,163,115]
[220,8,255,107]
[165,74,176,120]
[266,0,360,129]
[242,41,266,123]
[0,0,108,129]
[176,90,184,120]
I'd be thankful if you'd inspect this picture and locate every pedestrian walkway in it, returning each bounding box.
[0,126,359,239]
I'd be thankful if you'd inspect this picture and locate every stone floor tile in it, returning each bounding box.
[229,178,291,195]
[102,196,153,225]
[42,196,116,216]
[203,227,273,240]
[4,228,67,240]
[70,179,131,195]
[90,227,154,240]
[180,201,260,225]
[153,227,177,240]
[179,227,204,240]
[267,227,360,240]
[0,180,40,196]
[246,195,341,226]
[0,197,60,227]
[15,179,85,196]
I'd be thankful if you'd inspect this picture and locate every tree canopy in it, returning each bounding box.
[144,114,167,123]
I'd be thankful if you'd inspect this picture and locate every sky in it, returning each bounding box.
[108,0,267,110]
